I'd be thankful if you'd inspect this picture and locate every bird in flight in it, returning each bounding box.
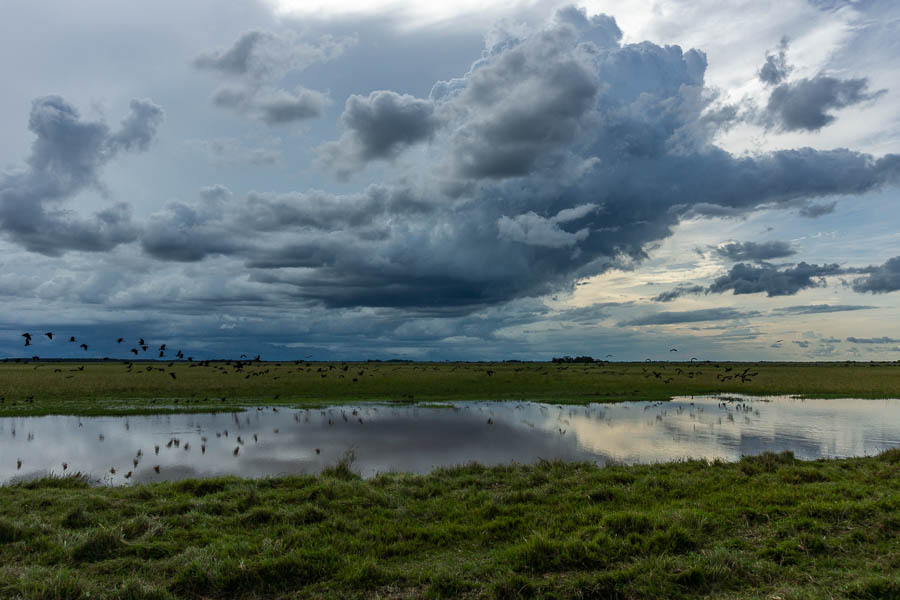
[44,332,53,340]
[139,338,145,345]
[80,343,88,350]
[130,348,139,355]
[69,336,76,342]
[117,338,124,343]
[22,333,32,347]
[669,348,678,352]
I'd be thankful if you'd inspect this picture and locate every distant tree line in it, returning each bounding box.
[551,355,598,364]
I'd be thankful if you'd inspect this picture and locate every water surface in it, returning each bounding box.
[2,395,898,484]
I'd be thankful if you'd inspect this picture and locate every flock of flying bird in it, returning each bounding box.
[19,331,194,361]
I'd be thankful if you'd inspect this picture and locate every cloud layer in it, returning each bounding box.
[0,96,163,256]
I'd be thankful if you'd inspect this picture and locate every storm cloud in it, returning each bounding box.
[707,262,844,297]
[851,256,900,293]
[0,96,162,256]
[714,240,797,262]
[758,38,886,132]
[317,91,440,179]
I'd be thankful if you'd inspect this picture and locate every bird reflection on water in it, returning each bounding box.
[2,396,899,485]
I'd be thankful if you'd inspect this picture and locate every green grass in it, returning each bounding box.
[0,450,897,598]
[1,360,899,417]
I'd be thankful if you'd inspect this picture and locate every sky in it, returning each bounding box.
[1,0,899,362]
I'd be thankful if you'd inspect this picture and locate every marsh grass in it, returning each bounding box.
[1,360,899,417]
[0,451,897,598]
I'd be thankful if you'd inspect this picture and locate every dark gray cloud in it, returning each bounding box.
[851,256,900,293]
[846,336,900,344]
[757,36,885,132]
[618,308,760,326]
[654,260,866,303]
[317,91,440,179]
[708,262,844,296]
[0,96,162,256]
[714,240,796,262]
[651,285,705,302]
[195,29,351,124]
[759,37,790,85]
[772,304,876,315]
[766,75,884,131]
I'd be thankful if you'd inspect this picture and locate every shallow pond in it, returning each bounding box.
[2,395,899,484]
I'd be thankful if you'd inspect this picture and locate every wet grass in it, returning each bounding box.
[0,450,897,598]
[1,360,899,417]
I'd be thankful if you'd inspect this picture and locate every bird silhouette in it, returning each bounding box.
[139,338,145,345]
[69,336,76,342]
[117,338,124,343]
[22,333,32,343]
[141,345,148,351]
[80,343,88,350]
[44,332,53,340]
[130,348,139,355]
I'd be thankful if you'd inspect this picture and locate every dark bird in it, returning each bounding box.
[80,343,88,350]
[159,350,165,358]
[117,338,124,343]
[233,446,240,456]
[141,345,148,351]
[22,332,32,342]
[130,348,139,355]
[62,462,68,471]
[69,336,76,342]
[110,467,116,474]
[159,344,167,352]
[17,459,22,470]
[169,372,176,379]
[44,332,53,340]
[153,465,160,473]
[176,350,184,359]
[124,471,132,479]
[139,338,145,346]
[24,338,31,347]
[669,348,678,352]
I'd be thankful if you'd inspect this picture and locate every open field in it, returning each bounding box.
[0,450,897,599]
[1,360,899,417]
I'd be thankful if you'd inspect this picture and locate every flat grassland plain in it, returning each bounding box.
[1,361,898,599]
[2,360,899,416]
